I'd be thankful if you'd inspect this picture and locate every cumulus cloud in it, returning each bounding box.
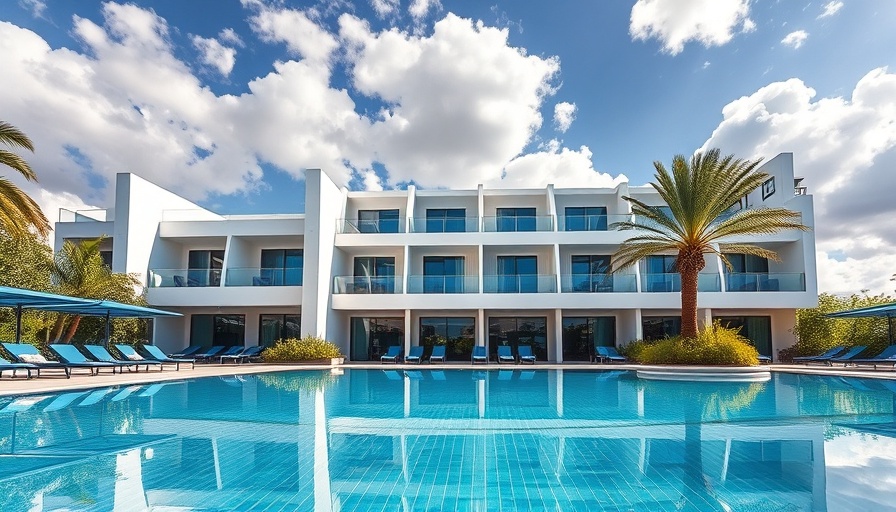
[371,0,400,18]
[781,30,808,49]
[818,1,844,19]
[192,35,237,76]
[245,2,339,63]
[494,145,625,189]
[218,27,244,47]
[409,0,441,21]
[701,67,896,295]
[553,102,577,132]
[630,0,753,55]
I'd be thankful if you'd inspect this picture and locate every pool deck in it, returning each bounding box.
[1,362,894,396]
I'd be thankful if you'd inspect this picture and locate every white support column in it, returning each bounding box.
[553,309,563,362]
[404,309,412,357]
[477,308,486,347]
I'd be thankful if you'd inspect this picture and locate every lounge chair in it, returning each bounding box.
[497,345,516,364]
[471,346,488,364]
[792,346,845,363]
[405,346,424,364]
[595,346,627,363]
[850,345,896,369]
[380,345,402,363]
[220,345,263,364]
[192,346,226,363]
[49,344,122,375]
[3,343,73,378]
[0,356,37,379]
[137,344,195,370]
[169,345,203,358]
[84,344,159,372]
[518,345,536,364]
[429,345,447,363]
[826,345,868,366]
[758,354,772,363]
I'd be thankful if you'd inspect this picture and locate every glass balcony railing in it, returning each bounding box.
[224,267,303,287]
[409,217,479,233]
[482,216,554,232]
[640,273,722,292]
[148,268,222,288]
[339,218,404,234]
[58,208,110,223]
[560,274,637,293]
[483,275,557,293]
[725,272,806,292]
[334,276,403,294]
[558,214,632,232]
[407,275,479,293]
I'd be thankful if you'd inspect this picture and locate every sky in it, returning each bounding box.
[1,0,895,296]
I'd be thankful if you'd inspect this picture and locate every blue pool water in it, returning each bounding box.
[1,369,895,511]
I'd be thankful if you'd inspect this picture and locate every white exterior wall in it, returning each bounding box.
[53,153,818,360]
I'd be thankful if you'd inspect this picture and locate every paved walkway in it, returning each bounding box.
[1,362,893,396]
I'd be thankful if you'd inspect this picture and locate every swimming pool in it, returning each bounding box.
[0,369,894,511]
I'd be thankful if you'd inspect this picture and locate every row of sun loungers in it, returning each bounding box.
[0,342,264,379]
[793,344,896,368]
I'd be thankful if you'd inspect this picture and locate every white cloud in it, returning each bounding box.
[192,35,237,76]
[630,0,753,55]
[818,1,844,19]
[371,0,400,18]
[245,2,339,64]
[18,0,46,18]
[494,145,626,189]
[701,67,896,295]
[218,27,244,47]
[781,30,808,49]
[409,0,441,21]
[553,102,577,132]
[703,61,711,69]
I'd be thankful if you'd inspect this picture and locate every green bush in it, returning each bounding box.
[261,335,343,362]
[621,323,760,366]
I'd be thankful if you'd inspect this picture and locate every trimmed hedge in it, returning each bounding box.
[621,323,760,366]
[261,335,343,362]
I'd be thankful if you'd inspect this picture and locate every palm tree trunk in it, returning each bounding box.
[678,249,706,339]
[50,315,67,342]
[61,315,82,343]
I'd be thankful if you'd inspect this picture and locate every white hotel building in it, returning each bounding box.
[54,153,817,362]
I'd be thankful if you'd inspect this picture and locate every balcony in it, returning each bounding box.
[148,268,222,288]
[560,274,637,293]
[409,217,479,233]
[58,208,111,222]
[641,273,721,293]
[334,276,403,294]
[225,267,303,287]
[482,216,553,232]
[483,275,557,293]
[339,218,404,234]
[558,214,632,231]
[725,273,806,292]
[407,275,479,293]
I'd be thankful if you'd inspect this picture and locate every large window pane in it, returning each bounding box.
[565,206,607,231]
[488,317,548,361]
[260,314,301,348]
[260,249,303,286]
[358,209,400,233]
[191,314,245,347]
[642,316,681,341]
[562,317,616,361]
[350,317,404,361]
[716,316,772,357]
[419,317,475,361]
[497,255,537,293]
[497,207,536,232]
[353,257,396,293]
[187,250,224,286]
[425,208,466,233]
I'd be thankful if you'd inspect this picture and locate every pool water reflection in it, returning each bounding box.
[1,370,895,511]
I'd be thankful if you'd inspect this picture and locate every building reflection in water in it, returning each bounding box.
[1,370,895,511]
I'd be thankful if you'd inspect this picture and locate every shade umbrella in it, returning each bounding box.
[0,285,100,342]
[30,300,182,347]
[827,302,896,345]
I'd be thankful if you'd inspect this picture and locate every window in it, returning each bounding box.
[425,208,466,233]
[496,207,536,232]
[762,177,775,200]
[488,317,548,361]
[190,314,245,347]
[716,316,772,357]
[642,316,681,341]
[358,209,400,233]
[259,314,301,348]
[643,255,678,292]
[99,250,113,269]
[260,249,303,286]
[725,254,771,291]
[562,317,616,361]
[353,257,396,293]
[497,255,537,293]
[420,317,475,361]
[570,255,612,292]
[350,317,404,361]
[565,206,608,231]
[725,254,769,273]
[187,250,225,286]
[423,256,465,293]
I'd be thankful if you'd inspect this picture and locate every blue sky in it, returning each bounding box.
[2,0,896,294]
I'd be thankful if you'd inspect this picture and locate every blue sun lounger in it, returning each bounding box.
[405,346,424,364]
[792,346,845,363]
[497,345,516,364]
[192,346,226,363]
[471,346,488,364]
[169,345,203,358]
[137,344,195,370]
[381,346,402,363]
[0,356,37,379]
[595,346,627,363]
[3,343,72,378]
[518,345,536,364]
[49,344,121,375]
[220,345,263,364]
[826,346,868,366]
[429,345,446,363]
[84,344,159,372]
[850,345,896,368]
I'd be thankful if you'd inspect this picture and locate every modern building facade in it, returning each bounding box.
[54,153,817,361]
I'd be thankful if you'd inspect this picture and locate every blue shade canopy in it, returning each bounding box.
[0,285,99,309]
[826,302,896,318]
[30,300,182,318]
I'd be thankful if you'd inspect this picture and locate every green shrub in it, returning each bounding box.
[261,335,343,362]
[622,323,760,366]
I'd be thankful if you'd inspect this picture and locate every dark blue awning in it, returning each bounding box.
[32,300,182,318]
[827,302,896,318]
[0,285,99,309]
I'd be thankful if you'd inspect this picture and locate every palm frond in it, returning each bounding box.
[719,244,783,264]
[0,150,37,181]
[612,239,680,272]
[0,177,50,237]
[708,207,807,241]
[0,122,34,152]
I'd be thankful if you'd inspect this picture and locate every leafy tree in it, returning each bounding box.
[786,292,894,360]
[0,121,50,237]
[612,149,807,339]
[49,237,144,342]
[0,228,56,343]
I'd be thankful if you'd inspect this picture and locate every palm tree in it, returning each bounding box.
[612,149,808,339]
[0,121,50,237]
